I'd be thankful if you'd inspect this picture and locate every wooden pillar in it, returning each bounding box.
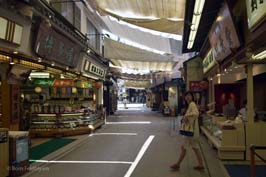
[247,63,254,124]
[1,80,11,128]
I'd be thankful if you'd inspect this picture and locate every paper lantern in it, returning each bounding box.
[199,81,209,90]
[34,87,42,93]
[95,82,102,89]
[72,87,77,94]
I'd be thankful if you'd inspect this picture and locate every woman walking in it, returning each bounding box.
[170,91,204,171]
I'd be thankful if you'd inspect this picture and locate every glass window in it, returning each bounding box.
[74,5,81,30]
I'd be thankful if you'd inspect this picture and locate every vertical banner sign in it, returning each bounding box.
[246,0,266,29]
[203,50,217,74]
[209,3,240,62]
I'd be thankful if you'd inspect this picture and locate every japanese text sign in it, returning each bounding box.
[246,0,266,29]
[34,21,80,67]
[209,3,240,62]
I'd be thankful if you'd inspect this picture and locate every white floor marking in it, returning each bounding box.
[124,135,155,177]
[109,116,129,118]
[29,160,133,164]
[90,133,138,136]
[106,121,151,125]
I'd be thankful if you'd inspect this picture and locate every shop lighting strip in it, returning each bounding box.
[187,0,206,49]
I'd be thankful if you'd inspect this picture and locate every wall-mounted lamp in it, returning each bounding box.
[10,59,15,65]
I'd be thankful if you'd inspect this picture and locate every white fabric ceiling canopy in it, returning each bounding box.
[94,0,185,35]
[104,38,181,71]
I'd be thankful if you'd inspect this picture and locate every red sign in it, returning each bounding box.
[189,81,202,92]
[209,3,240,62]
[53,79,74,87]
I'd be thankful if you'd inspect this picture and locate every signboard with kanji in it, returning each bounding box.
[53,79,74,87]
[34,21,81,67]
[246,0,266,30]
[209,2,240,62]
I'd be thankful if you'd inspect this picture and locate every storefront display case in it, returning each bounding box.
[30,111,103,137]
[201,114,245,160]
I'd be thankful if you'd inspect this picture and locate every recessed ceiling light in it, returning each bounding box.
[13,51,18,54]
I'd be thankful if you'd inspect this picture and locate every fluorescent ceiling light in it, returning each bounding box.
[30,72,50,78]
[107,16,182,41]
[187,0,205,49]
[252,49,266,60]
[194,0,206,15]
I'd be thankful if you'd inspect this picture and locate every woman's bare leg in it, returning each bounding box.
[192,147,204,167]
[176,145,186,166]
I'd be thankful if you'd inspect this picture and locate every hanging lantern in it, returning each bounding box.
[95,82,102,89]
[34,87,42,93]
[199,81,209,90]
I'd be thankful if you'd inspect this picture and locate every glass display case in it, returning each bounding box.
[30,111,103,137]
[201,114,245,160]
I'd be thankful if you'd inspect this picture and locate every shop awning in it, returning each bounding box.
[104,38,180,71]
[94,0,185,35]
[123,80,151,88]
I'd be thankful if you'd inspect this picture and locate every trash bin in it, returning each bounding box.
[0,128,9,177]
[9,131,29,177]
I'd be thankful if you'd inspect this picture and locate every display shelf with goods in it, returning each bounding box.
[21,78,104,137]
[201,114,245,160]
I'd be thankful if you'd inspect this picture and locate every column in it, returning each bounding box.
[98,81,103,105]
[247,63,254,124]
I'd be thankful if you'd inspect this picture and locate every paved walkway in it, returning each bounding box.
[25,104,229,177]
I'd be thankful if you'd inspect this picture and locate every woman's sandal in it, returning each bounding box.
[193,166,205,171]
[170,164,180,171]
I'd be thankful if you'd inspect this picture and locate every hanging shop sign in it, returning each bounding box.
[0,16,23,45]
[75,80,92,88]
[246,0,266,30]
[203,50,217,74]
[32,78,54,86]
[53,79,74,87]
[209,3,240,62]
[34,21,81,67]
[84,60,106,78]
[189,81,202,92]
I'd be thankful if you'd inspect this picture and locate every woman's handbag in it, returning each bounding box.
[179,118,195,137]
